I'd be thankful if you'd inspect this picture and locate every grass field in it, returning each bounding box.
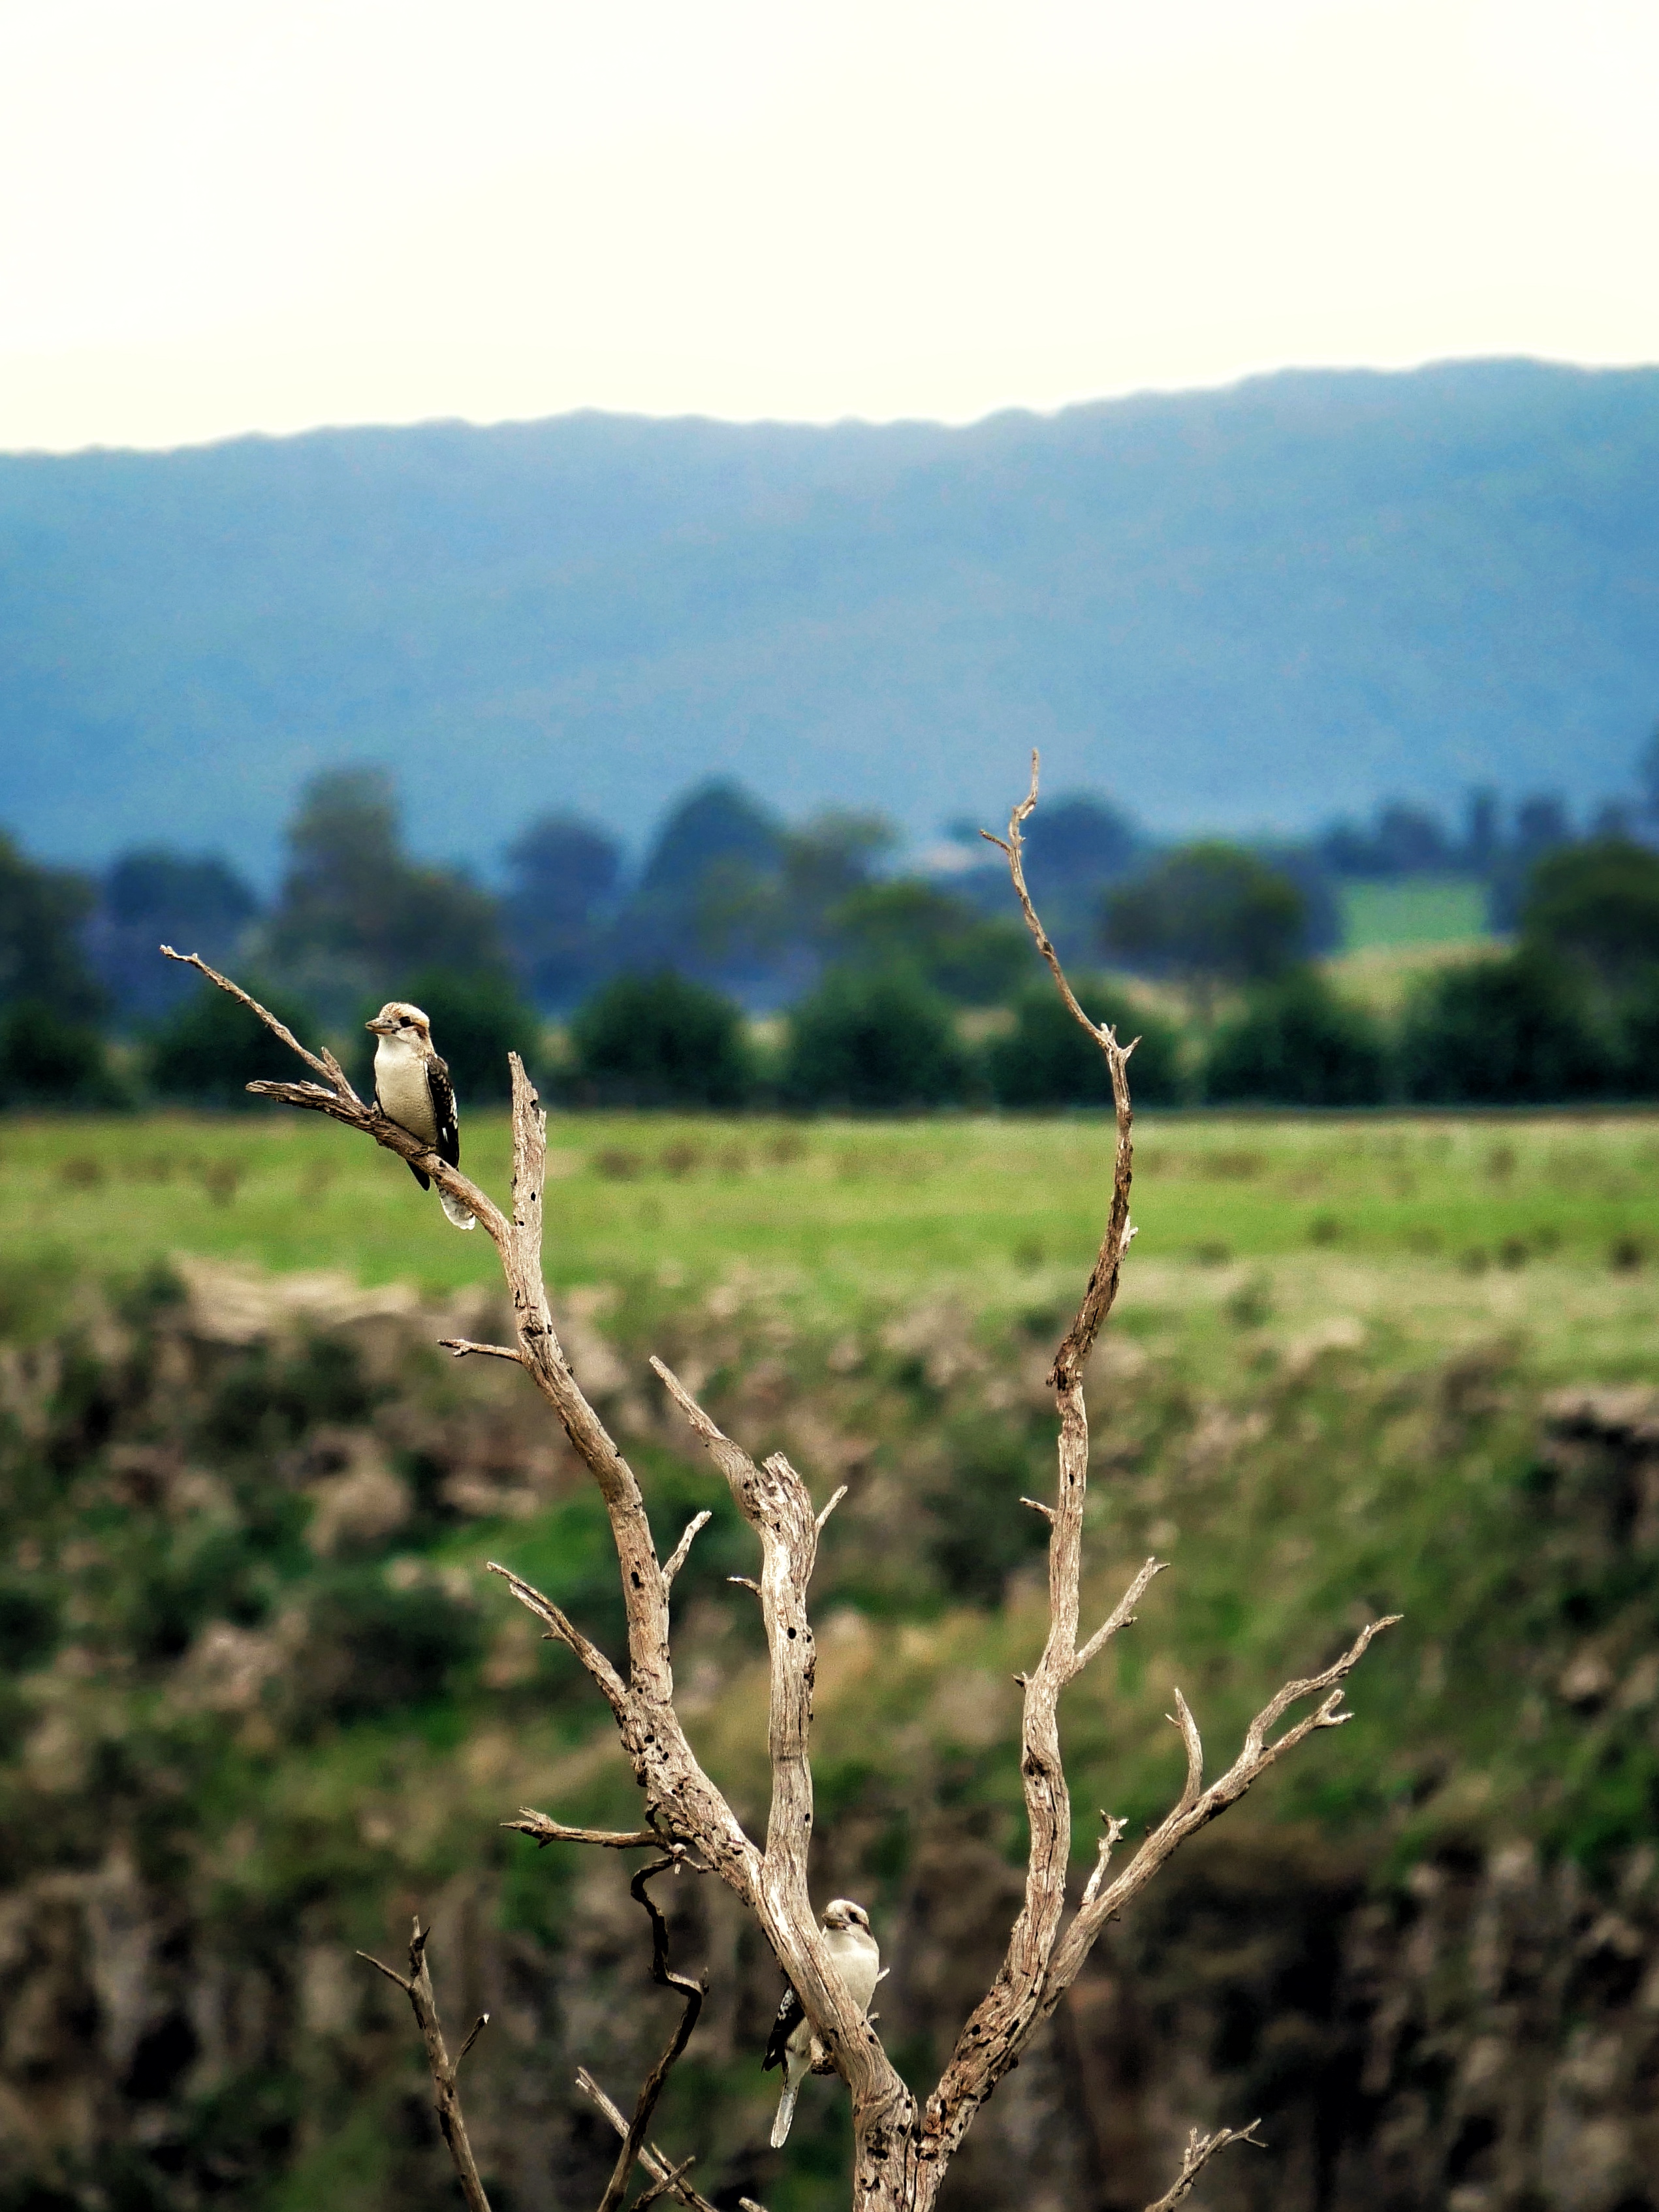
[3,1106,1656,1380]
[1337,873,1491,949]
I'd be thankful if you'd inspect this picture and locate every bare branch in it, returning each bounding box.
[576,2070,725,2212]
[1045,1617,1401,2002]
[727,1575,761,1596]
[629,2154,697,2212]
[1169,1690,1205,1817]
[161,946,353,1096]
[815,1484,849,1534]
[1019,1496,1055,1523]
[458,2014,491,2066]
[595,1856,707,2212]
[1081,1814,1128,1909]
[1143,2120,1266,2212]
[505,1809,662,1851]
[440,1337,528,1366]
[1073,1556,1167,1677]
[663,1511,712,1592]
[357,1919,492,2212]
[486,1561,631,1722]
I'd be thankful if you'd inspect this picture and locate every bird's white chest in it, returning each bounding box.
[825,1926,880,2014]
[375,1037,437,1144]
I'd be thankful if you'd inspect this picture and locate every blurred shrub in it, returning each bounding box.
[1617,965,1659,1099]
[987,977,1186,1107]
[1205,971,1391,1106]
[0,999,121,1107]
[567,970,753,1107]
[1400,949,1611,1103]
[783,968,972,1110]
[149,979,316,1108]
[1103,842,1308,988]
[298,1569,483,1724]
[827,881,1030,1005]
[1521,838,1659,985]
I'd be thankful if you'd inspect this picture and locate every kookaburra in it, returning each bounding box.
[763,1899,879,2149]
[364,1002,474,1231]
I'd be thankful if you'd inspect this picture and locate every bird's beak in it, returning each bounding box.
[365,1017,395,1035]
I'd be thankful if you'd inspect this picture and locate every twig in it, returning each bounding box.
[505,1810,662,1850]
[815,1484,848,1534]
[160,946,354,1096]
[1081,1814,1128,1909]
[595,1856,707,2212]
[629,2154,697,2212]
[357,1919,492,2212]
[1143,2120,1266,2212]
[440,1337,528,1365]
[663,1511,712,1592]
[576,2071,723,2212]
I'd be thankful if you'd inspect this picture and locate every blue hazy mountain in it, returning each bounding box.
[3,358,1656,879]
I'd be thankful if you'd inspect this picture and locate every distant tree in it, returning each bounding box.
[1319,800,1455,878]
[90,849,261,1022]
[1400,949,1610,1104]
[783,968,971,1110]
[0,832,104,1024]
[503,814,622,1010]
[1638,724,1659,827]
[268,768,505,1017]
[1520,838,1659,987]
[1488,793,1577,931]
[1461,787,1500,873]
[1259,847,1344,956]
[150,979,319,1108]
[1205,971,1390,1107]
[826,881,1029,1005]
[988,977,1185,1108]
[1022,793,1141,890]
[1617,966,1659,1099]
[566,972,753,1108]
[0,1000,116,1108]
[1102,843,1307,1005]
[612,781,785,987]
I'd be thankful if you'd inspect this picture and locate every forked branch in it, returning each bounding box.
[1143,2121,1267,2212]
[358,1919,492,2212]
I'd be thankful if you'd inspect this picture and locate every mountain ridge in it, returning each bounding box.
[3,357,1656,880]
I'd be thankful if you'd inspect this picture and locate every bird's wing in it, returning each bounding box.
[763,1984,804,2072]
[377,1083,432,1190]
[426,1053,462,1170]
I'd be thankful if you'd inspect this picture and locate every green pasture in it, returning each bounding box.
[1337,872,1490,950]
[2,1106,1656,1379]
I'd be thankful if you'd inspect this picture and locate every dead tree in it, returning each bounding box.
[161,753,1396,2212]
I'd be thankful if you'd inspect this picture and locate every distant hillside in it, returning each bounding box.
[3,358,1656,879]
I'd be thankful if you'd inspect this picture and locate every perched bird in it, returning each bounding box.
[764,1899,879,2149]
[364,1002,474,1230]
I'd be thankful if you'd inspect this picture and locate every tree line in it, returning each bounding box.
[1,755,1657,1111]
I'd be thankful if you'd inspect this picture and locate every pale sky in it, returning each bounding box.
[1,0,1656,452]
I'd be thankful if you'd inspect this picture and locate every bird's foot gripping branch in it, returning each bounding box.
[159,755,1397,2212]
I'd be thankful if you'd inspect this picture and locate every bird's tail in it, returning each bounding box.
[440,1189,476,1231]
[770,2083,800,2150]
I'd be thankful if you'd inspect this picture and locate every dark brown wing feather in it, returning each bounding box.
[763,1985,803,2072]
[426,1053,462,1170]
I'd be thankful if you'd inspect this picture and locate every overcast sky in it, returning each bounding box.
[2,0,1656,452]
